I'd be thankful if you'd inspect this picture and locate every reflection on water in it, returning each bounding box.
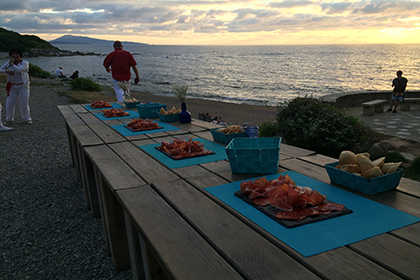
[16,44,420,106]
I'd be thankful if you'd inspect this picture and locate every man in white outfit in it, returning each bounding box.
[0,47,32,125]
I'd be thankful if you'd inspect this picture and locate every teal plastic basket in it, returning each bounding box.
[137,103,167,119]
[211,128,247,144]
[158,113,179,122]
[325,162,403,195]
[124,100,141,108]
[225,137,281,174]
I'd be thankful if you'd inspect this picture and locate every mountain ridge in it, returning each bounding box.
[50,35,148,46]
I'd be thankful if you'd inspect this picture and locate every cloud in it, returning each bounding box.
[0,0,419,44]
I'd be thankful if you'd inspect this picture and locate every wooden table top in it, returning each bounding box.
[58,104,420,280]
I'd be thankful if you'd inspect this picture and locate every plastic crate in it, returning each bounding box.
[325,162,404,195]
[158,113,179,122]
[225,137,281,174]
[124,100,141,108]
[136,103,167,119]
[211,128,247,144]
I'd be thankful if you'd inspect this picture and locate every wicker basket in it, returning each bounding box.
[136,103,167,119]
[211,128,247,144]
[226,137,281,174]
[325,162,403,195]
[158,113,179,122]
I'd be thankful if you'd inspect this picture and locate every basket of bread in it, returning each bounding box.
[158,107,181,122]
[124,98,141,108]
[211,125,247,144]
[325,150,403,195]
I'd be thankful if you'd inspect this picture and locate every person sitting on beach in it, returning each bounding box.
[69,70,79,80]
[212,116,219,124]
[55,67,66,78]
[388,70,408,113]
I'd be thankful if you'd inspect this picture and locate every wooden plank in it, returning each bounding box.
[70,125,103,146]
[96,174,132,271]
[69,103,89,114]
[299,154,337,167]
[151,178,401,279]
[151,179,320,279]
[349,234,420,280]
[117,186,243,280]
[391,222,420,247]
[84,145,147,191]
[107,142,179,185]
[397,177,420,198]
[78,113,126,144]
[199,160,262,182]
[280,143,316,158]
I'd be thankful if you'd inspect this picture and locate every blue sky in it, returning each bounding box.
[1,0,420,45]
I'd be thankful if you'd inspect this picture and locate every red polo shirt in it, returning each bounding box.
[103,49,137,81]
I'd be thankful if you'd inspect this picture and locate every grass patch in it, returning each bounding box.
[63,90,116,104]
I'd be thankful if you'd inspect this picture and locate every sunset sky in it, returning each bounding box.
[1,0,420,45]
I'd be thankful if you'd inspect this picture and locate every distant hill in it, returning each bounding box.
[50,35,148,46]
[0,27,57,53]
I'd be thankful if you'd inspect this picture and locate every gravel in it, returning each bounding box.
[0,83,131,279]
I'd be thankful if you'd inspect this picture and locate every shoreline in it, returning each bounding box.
[129,90,279,126]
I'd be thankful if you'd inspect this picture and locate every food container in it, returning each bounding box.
[137,103,167,119]
[225,137,281,174]
[211,128,247,144]
[124,100,141,108]
[158,113,179,122]
[325,162,404,195]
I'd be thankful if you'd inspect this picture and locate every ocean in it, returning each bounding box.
[9,44,420,107]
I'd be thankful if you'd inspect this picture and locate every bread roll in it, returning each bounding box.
[338,164,361,173]
[387,162,402,174]
[361,166,382,178]
[357,152,370,159]
[339,151,357,165]
[356,154,375,173]
[372,157,385,168]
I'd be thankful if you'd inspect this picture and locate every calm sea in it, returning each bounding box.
[11,44,420,106]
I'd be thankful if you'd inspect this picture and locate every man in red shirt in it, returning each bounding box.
[103,41,140,101]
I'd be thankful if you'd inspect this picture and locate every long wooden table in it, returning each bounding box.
[58,104,420,280]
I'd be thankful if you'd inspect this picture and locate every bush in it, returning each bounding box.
[404,156,420,181]
[276,97,364,158]
[385,152,405,163]
[70,77,103,92]
[258,121,279,137]
[29,63,52,78]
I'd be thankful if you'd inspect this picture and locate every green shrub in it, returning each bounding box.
[70,77,103,92]
[29,63,52,78]
[258,121,279,137]
[276,97,363,158]
[404,156,420,181]
[385,152,405,163]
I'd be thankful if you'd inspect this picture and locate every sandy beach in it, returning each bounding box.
[129,90,279,126]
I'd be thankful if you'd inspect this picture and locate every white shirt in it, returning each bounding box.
[56,68,63,76]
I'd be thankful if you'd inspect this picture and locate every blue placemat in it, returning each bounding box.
[93,110,139,121]
[111,121,180,136]
[140,137,228,169]
[84,103,124,110]
[204,171,420,257]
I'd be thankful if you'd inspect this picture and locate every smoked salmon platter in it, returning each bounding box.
[236,174,352,228]
[155,138,215,160]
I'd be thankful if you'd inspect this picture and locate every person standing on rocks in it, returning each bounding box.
[103,41,140,102]
[388,70,408,113]
[0,47,32,125]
